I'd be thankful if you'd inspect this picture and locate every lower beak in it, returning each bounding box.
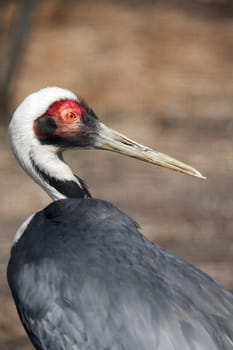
[94,123,205,179]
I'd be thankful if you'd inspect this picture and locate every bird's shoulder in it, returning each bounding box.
[10,198,140,255]
[43,197,139,227]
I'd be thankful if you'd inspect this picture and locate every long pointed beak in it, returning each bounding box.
[94,123,206,179]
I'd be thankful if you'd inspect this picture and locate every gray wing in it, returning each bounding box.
[13,260,87,350]
[13,253,233,350]
[8,199,233,350]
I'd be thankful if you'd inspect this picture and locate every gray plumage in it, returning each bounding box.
[8,198,233,350]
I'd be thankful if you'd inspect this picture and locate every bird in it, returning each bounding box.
[7,86,233,350]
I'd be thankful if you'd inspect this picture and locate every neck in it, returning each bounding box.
[31,157,90,200]
[20,145,91,200]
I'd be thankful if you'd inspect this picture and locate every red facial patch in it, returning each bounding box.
[34,99,87,140]
[47,100,86,123]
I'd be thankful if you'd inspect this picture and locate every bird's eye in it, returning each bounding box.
[65,112,78,122]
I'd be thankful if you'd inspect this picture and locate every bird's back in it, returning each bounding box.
[7,198,233,350]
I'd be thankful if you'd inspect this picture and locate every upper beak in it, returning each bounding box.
[94,122,206,179]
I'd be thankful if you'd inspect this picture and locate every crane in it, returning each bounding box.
[7,87,233,350]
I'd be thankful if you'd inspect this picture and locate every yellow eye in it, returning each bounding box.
[66,112,78,122]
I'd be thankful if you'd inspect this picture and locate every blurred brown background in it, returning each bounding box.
[0,0,233,349]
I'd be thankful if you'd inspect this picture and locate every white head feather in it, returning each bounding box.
[9,87,82,200]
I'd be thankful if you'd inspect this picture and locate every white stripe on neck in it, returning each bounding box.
[12,214,35,246]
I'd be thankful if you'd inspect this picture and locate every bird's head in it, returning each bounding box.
[9,87,205,189]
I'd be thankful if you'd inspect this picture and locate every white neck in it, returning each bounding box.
[14,142,88,200]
